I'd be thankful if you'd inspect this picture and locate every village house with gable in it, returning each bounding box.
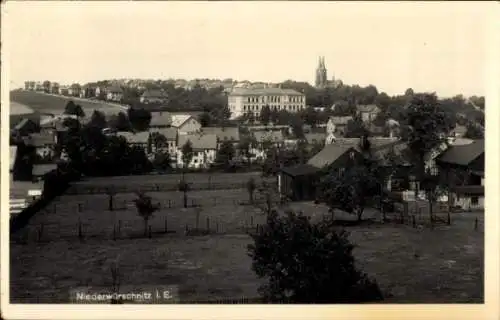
[176,133,218,169]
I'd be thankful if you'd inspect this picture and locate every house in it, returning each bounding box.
[12,118,39,137]
[326,116,352,136]
[23,132,56,160]
[251,130,285,160]
[50,82,60,94]
[176,133,218,169]
[171,114,201,135]
[150,111,173,128]
[59,86,69,96]
[304,132,326,146]
[279,144,364,201]
[149,127,178,156]
[116,131,150,151]
[106,86,124,102]
[435,140,484,210]
[356,104,381,122]
[449,124,468,138]
[140,89,169,104]
[80,85,97,99]
[200,126,240,149]
[69,84,81,97]
[32,164,58,182]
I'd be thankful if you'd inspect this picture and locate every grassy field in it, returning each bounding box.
[67,172,275,194]
[10,184,484,304]
[10,90,125,117]
[10,205,483,303]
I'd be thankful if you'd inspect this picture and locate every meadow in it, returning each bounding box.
[10,90,125,117]
[10,172,484,303]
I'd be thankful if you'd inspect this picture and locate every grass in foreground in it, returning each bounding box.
[10,203,483,303]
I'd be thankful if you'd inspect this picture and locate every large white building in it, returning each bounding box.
[228,88,306,119]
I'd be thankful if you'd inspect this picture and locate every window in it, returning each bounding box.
[471,197,479,205]
[247,97,251,103]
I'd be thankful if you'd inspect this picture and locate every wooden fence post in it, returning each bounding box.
[164,217,168,233]
[412,215,416,228]
[185,224,189,234]
[474,217,478,231]
[38,223,44,242]
[78,219,83,241]
[113,225,116,240]
[148,226,152,238]
[206,217,210,232]
[251,216,254,227]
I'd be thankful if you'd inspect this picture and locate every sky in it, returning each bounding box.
[3,1,492,97]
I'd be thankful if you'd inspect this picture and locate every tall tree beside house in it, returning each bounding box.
[289,115,305,139]
[238,136,256,167]
[247,210,383,303]
[300,107,319,127]
[344,115,367,138]
[318,165,381,222]
[108,112,132,131]
[260,105,272,125]
[199,112,212,127]
[464,122,484,139]
[181,140,194,171]
[134,192,159,237]
[127,107,152,131]
[405,93,450,195]
[150,132,168,152]
[215,140,236,169]
[88,110,107,130]
[152,151,171,172]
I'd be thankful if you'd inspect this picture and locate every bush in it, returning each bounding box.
[248,210,383,303]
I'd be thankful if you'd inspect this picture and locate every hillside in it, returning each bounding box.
[10,90,125,117]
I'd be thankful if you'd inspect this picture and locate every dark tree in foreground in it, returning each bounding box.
[464,122,484,139]
[248,210,383,303]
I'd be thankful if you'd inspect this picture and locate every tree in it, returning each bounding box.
[150,132,168,152]
[64,101,77,115]
[260,105,271,125]
[464,122,484,139]
[106,188,117,211]
[318,164,380,222]
[127,107,152,131]
[152,151,171,172]
[405,93,450,195]
[246,177,257,204]
[199,112,212,127]
[108,112,131,131]
[88,110,107,130]
[247,210,383,303]
[181,140,194,171]
[178,179,190,208]
[344,116,366,138]
[404,88,414,97]
[74,104,85,119]
[238,136,256,167]
[215,140,236,168]
[134,192,159,237]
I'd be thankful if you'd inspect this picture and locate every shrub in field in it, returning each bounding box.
[248,210,383,303]
[134,192,159,237]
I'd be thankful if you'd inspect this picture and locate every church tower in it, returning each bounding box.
[315,56,328,88]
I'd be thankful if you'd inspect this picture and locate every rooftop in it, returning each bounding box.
[150,111,173,127]
[178,133,217,150]
[201,127,240,142]
[116,131,150,144]
[308,144,357,168]
[171,114,193,128]
[229,87,303,96]
[149,127,177,140]
[356,104,380,113]
[253,130,284,142]
[436,139,484,167]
